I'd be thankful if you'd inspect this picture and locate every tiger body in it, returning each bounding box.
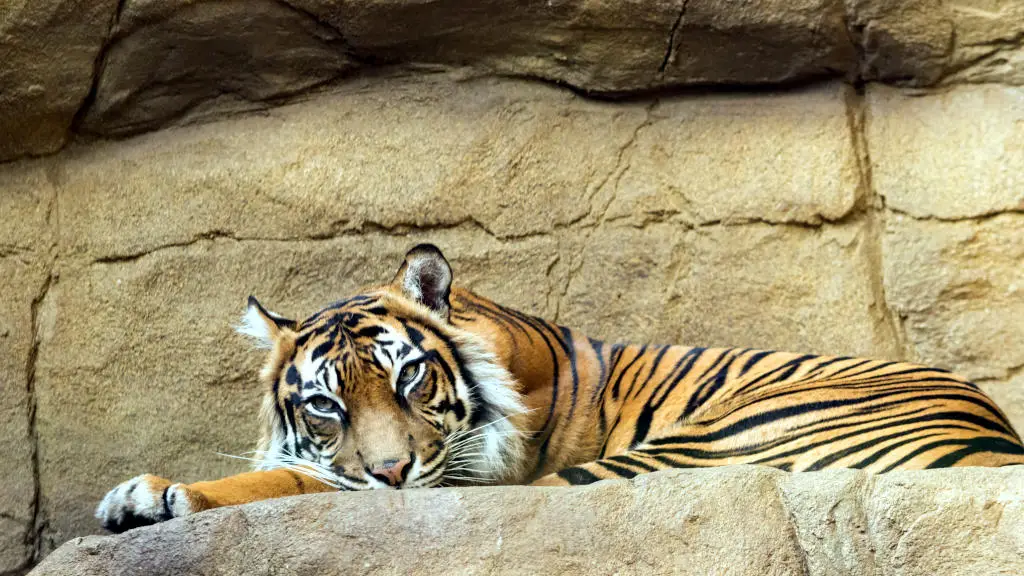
[453,291,1024,482]
[96,245,1024,532]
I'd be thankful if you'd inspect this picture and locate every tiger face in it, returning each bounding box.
[237,245,526,490]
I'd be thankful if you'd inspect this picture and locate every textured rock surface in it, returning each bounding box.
[559,221,900,358]
[868,85,1024,220]
[3,0,1024,161]
[29,466,1024,576]
[0,162,55,573]
[882,214,1024,382]
[0,257,46,573]
[0,73,1021,569]
[852,0,1024,86]
[0,0,118,160]
[869,84,1024,427]
[78,0,358,137]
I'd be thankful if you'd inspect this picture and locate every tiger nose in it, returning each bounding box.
[370,458,411,486]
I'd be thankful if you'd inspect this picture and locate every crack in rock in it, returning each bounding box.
[658,0,691,76]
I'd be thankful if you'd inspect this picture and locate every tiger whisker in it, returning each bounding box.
[441,475,493,483]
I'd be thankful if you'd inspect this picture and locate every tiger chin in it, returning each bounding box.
[97,244,1024,533]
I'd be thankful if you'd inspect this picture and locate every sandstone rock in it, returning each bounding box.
[0,0,117,161]
[940,0,1024,85]
[29,466,1024,576]
[882,213,1024,382]
[849,0,1024,85]
[601,82,860,226]
[868,85,1024,219]
[846,0,955,85]
[308,0,856,88]
[0,161,56,573]
[3,0,1024,158]
[0,258,47,573]
[559,220,900,359]
[78,0,357,137]
[76,0,862,136]
[301,0,682,90]
[662,0,855,85]
[61,75,638,258]
[0,160,56,253]
[58,75,859,261]
[982,376,1024,440]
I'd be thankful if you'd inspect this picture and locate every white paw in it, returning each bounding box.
[95,474,194,533]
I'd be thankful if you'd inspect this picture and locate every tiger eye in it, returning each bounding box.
[307,396,336,413]
[399,363,419,383]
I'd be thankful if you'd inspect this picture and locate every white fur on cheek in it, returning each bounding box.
[237,305,275,349]
[447,330,528,483]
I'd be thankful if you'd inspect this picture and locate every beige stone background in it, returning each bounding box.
[1,0,1023,573]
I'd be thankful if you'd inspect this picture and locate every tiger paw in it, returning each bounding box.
[95,474,197,533]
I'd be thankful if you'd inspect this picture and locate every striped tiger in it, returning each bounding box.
[96,244,1024,532]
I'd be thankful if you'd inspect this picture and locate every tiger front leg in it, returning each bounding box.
[95,474,206,533]
[96,469,337,532]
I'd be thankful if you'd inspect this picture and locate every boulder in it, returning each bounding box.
[29,466,1024,576]
[3,0,1023,160]
[848,0,1024,85]
[77,0,358,137]
[0,0,118,160]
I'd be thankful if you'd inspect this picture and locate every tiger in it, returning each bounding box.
[96,243,1024,532]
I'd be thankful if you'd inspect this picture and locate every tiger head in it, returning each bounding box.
[237,244,527,490]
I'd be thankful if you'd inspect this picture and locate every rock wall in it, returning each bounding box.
[1,1,1022,573]
[28,466,1024,575]
[3,0,1024,161]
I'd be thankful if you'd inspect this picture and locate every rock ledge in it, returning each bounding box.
[30,466,1024,576]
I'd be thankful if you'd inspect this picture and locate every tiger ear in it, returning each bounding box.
[237,296,296,349]
[393,244,452,319]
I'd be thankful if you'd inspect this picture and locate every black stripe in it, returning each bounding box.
[926,436,1024,468]
[628,345,671,401]
[734,354,817,394]
[849,433,945,469]
[556,467,602,485]
[631,347,705,448]
[806,426,953,471]
[739,349,774,376]
[597,460,639,479]
[611,345,647,400]
[590,338,608,403]
[560,326,581,421]
[883,436,1023,472]
[689,348,742,413]
[607,454,658,472]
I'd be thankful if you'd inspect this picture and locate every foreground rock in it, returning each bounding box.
[30,466,1024,576]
